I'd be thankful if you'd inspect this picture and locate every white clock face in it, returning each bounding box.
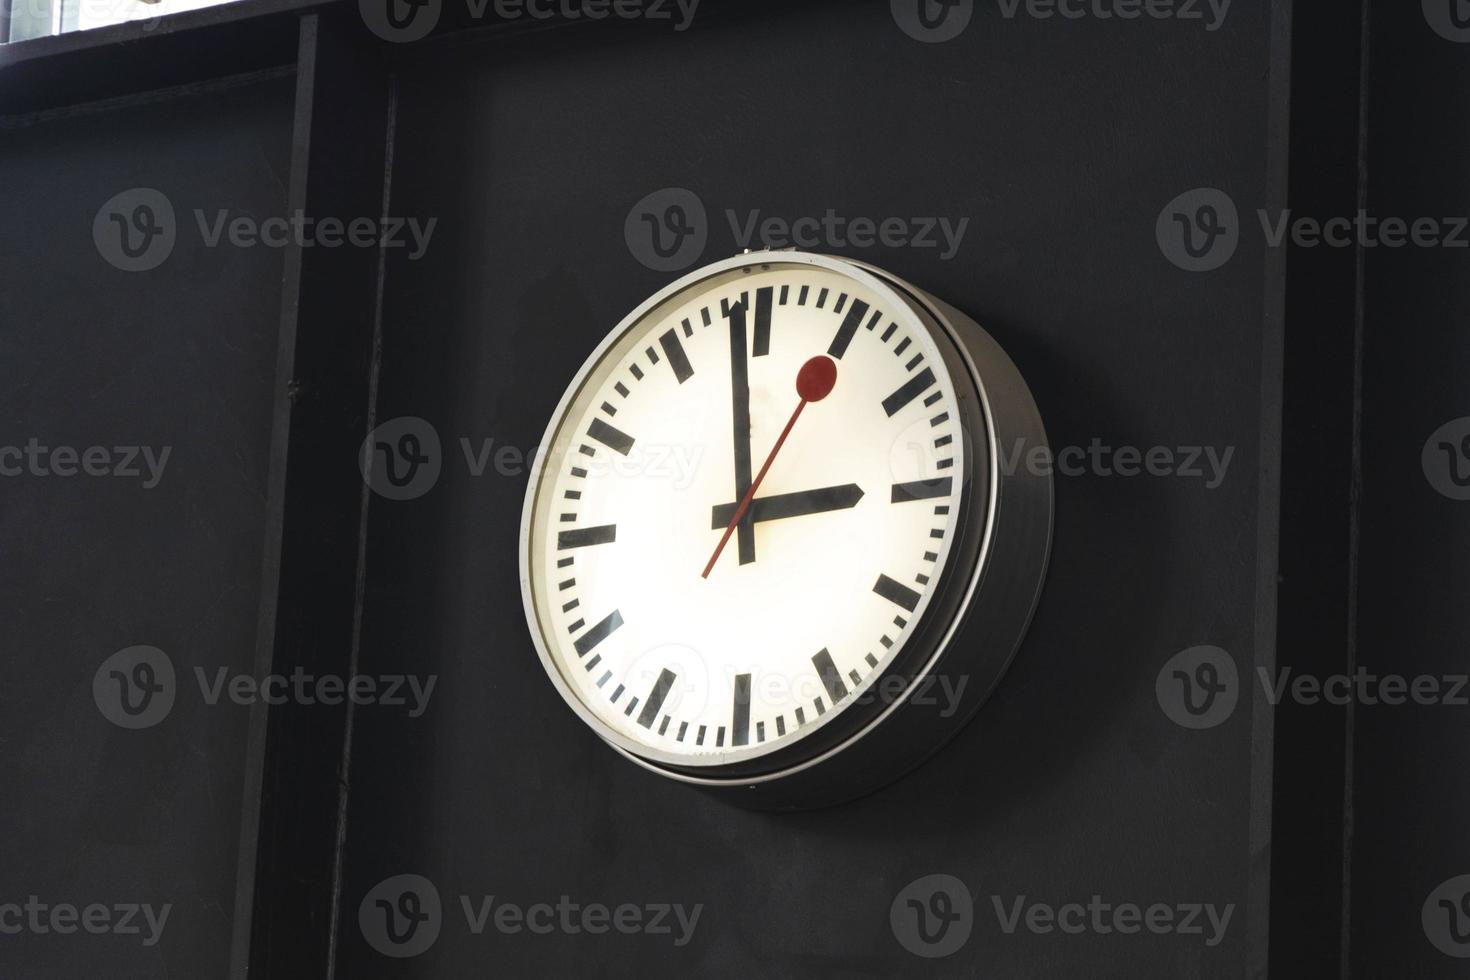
[523,257,970,770]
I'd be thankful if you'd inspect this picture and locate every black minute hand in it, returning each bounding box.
[710,484,865,529]
[727,302,756,564]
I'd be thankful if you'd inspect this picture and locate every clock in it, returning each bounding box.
[519,251,1051,808]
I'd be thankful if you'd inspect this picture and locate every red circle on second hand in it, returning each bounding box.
[796,355,838,402]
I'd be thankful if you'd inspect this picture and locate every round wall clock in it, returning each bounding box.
[519,251,1051,809]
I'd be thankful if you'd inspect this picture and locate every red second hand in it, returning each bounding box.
[703,355,838,579]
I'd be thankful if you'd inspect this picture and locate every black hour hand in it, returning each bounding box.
[711,484,865,529]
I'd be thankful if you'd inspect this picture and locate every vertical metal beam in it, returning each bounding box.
[230,10,392,979]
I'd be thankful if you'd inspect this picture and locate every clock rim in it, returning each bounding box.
[518,250,1036,788]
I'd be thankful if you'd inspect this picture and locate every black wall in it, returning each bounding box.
[0,0,1465,977]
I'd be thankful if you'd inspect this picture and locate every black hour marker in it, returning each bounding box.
[732,673,751,746]
[882,368,937,417]
[573,610,624,656]
[827,299,870,359]
[753,286,773,356]
[637,668,677,729]
[891,478,953,503]
[558,524,617,550]
[659,329,695,384]
[588,418,635,456]
[874,574,921,612]
[812,648,848,704]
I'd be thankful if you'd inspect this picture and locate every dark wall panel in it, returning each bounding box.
[1351,1,1470,976]
[0,74,294,978]
[337,3,1283,976]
